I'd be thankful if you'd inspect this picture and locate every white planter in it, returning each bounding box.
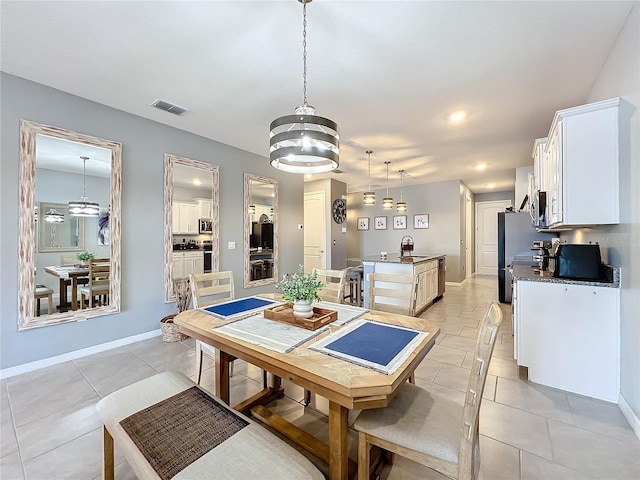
[292,300,314,318]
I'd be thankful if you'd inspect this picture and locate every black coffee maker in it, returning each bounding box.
[532,240,553,273]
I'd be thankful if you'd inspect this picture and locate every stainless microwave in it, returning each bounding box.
[529,191,547,228]
[199,218,213,234]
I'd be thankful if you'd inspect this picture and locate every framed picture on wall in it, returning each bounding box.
[393,215,407,230]
[374,216,387,230]
[357,217,369,230]
[414,214,429,229]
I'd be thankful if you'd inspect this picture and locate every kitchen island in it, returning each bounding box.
[353,254,446,314]
[511,264,620,401]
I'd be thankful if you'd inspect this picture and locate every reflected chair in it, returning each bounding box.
[315,268,348,304]
[190,271,268,388]
[77,258,110,309]
[60,254,89,308]
[353,302,503,480]
[34,284,53,316]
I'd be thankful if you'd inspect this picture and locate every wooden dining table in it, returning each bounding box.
[44,265,89,312]
[175,303,439,480]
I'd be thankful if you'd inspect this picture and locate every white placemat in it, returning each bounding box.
[213,314,328,353]
[313,301,369,326]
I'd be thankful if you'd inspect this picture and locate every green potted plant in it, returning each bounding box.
[275,265,326,318]
[75,250,95,267]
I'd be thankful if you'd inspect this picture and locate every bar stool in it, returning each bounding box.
[34,284,53,316]
[345,268,363,306]
[251,260,264,281]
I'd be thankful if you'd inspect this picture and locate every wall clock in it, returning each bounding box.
[332,199,346,224]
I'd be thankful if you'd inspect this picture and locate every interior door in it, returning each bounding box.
[475,200,511,275]
[304,190,326,273]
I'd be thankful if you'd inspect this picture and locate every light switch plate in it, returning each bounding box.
[228,241,236,249]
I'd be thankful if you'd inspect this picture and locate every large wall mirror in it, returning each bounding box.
[244,173,278,288]
[18,120,122,330]
[163,154,219,302]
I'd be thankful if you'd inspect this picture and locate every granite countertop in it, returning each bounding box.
[354,253,445,264]
[512,264,620,288]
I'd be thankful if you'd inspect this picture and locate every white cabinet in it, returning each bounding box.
[414,259,438,314]
[172,251,204,279]
[195,198,212,219]
[173,201,198,234]
[250,203,273,223]
[542,97,620,227]
[514,279,619,401]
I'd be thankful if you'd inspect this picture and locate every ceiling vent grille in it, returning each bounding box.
[150,99,188,116]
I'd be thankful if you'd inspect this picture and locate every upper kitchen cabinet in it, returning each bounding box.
[543,97,620,228]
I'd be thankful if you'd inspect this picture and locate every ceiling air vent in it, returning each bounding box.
[150,99,188,116]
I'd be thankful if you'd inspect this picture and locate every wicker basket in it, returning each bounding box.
[160,314,188,342]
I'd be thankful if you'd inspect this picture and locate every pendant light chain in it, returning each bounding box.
[302,1,307,106]
[82,156,88,200]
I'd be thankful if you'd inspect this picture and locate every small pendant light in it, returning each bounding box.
[396,170,407,213]
[363,150,376,206]
[382,161,393,210]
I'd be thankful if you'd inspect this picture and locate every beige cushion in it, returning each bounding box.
[353,382,462,464]
[96,372,324,480]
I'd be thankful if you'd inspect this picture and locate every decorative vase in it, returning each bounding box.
[292,299,314,319]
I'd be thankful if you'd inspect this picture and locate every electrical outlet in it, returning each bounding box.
[228,241,236,249]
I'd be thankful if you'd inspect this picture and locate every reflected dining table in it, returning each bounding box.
[44,265,89,312]
[175,301,439,480]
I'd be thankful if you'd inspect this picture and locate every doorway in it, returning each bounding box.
[475,200,510,275]
[303,191,326,273]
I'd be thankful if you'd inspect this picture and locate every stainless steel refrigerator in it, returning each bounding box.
[498,212,556,303]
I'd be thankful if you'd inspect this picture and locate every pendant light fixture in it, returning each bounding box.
[382,161,393,210]
[69,156,100,217]
[363,150,376,206]
[269,0,339,174]
[396,170,407,213]
[45,208,65,223]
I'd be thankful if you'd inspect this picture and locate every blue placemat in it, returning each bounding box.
[324,321,419,365]
[202,297,277,318]
[310,319,429,374]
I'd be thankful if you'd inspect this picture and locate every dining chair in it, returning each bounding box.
[315,267,348,304]
[368,271,419,317]
[190,271,268,388]
[60,254,89,307]
[34,284,53,316]
[77,258,110,309]
[353,302,503,480]
[368,271,420,383]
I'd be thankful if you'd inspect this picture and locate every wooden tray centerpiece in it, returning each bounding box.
[263,304,338,331]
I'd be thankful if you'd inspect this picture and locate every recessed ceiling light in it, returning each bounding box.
[475,163,487,170]
[448,110,467,123]
[193,179,202,186]
[487,183,496,189]
[305,173,313,179]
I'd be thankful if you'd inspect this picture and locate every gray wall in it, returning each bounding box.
[474,191,515,204]
[347,180,465,282]
[0,73,304,369]
[561,6,639,422]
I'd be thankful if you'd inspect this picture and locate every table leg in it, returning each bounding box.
[329,401,349,480]
[71,277,79,311]
[58,278,68,312]
[215,349,231,404]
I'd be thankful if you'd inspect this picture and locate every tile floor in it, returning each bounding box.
[1,276,639,479]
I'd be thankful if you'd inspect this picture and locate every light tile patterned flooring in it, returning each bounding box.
[1,276,639,479]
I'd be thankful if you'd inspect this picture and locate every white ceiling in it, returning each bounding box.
[1,1,634,193]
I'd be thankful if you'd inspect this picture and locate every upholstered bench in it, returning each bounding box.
[96,372,324,480]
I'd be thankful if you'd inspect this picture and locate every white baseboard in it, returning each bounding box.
[0,329,162,379]
[619,393,640,440]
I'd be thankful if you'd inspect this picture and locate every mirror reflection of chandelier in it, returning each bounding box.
[44,208,65,223]
[69,156,100,217]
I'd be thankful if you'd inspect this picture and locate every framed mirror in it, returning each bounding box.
[244,173,278,288]
[163,154,219,302]
[38,202,85,253]
[18,120,122,330]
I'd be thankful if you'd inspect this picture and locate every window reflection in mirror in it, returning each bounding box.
[18,121,121,329]
[163,154,219,302]
[244,173,278,288]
